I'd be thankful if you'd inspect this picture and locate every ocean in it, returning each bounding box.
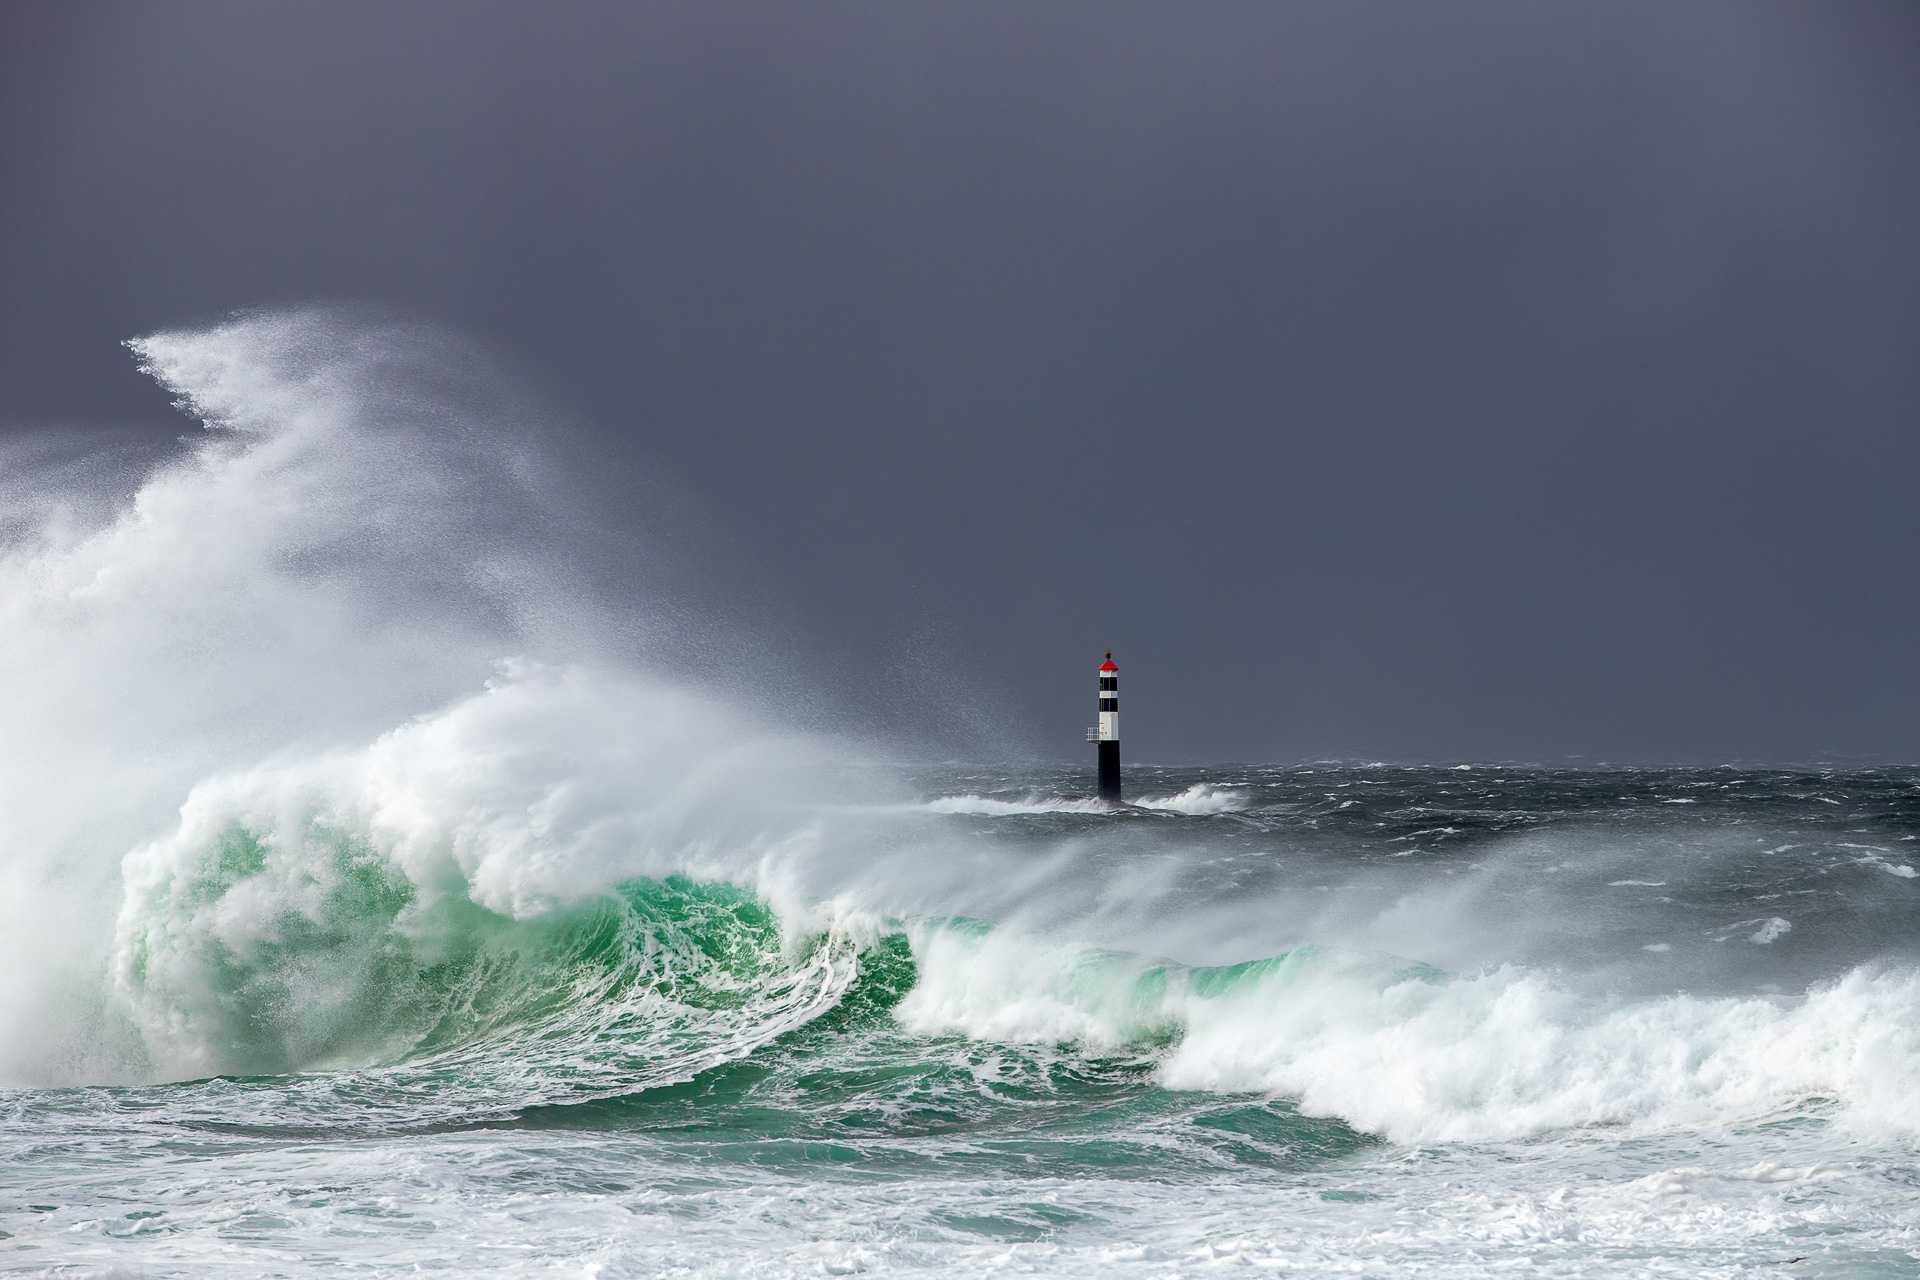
[2,314,1918,1277]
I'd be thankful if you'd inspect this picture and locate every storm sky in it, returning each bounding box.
[3,1,1918,764]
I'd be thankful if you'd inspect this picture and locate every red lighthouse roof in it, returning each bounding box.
[1098,653,1118,671]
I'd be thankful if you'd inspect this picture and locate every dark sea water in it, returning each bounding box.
[3,314,1919,1277]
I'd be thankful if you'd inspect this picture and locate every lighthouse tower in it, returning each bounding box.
[1086,653,1122,802]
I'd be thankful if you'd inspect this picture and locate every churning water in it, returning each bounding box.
[3,313,1918,1277]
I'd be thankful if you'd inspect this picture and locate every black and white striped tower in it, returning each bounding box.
[1088,652,1121,802]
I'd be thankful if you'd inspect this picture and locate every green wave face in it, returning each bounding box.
[113,818,858,1094]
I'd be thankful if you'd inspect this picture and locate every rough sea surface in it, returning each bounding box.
[8,765,1920,1278]
[3,314,1919,1277]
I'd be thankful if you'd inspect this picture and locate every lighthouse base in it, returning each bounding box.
[1097,740,1122,803]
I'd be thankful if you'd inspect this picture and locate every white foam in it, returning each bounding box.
[1710,917,1793,944]
[1854,853,1919,879]
[1133,784,1248,815]
[923,794,1112,816]
[898,924,1920,1144]
[923,784,1249,817]
[8,1122,1905,1280]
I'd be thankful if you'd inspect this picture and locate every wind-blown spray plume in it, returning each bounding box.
[0,311,842,1086]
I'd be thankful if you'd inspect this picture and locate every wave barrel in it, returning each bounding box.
[1087,652,1122,802]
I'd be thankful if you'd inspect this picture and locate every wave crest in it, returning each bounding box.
[110,660,857,1086]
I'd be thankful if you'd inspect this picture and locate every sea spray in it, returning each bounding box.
[0,311,848,1084]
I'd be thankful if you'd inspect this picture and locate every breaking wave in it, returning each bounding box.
[899,924,1920,1143]
[0,309,846,1086]
[1134,783,1248,814]
[108,665,868,1090]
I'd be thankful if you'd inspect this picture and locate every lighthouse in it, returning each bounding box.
[1086,652,1122,802]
